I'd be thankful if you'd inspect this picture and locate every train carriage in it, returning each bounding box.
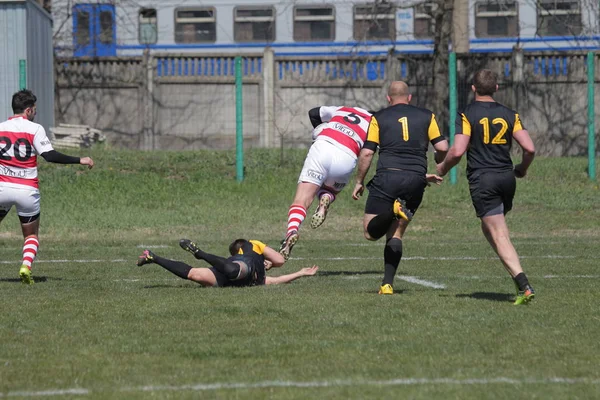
[51,0,599,57]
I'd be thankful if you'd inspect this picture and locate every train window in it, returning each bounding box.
[175,8,216,43]
[139,9,157,44]
[99,11,114,44]
[234,7,275,42]
[537,0,582,36]
[414,2,437,39]
[354,4,395,40]
[293,6,335,41]
[75,10,91,46]
[475,2,518,38]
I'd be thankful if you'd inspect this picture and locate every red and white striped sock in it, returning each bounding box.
[287,205,306,235]
[22,235,39,270]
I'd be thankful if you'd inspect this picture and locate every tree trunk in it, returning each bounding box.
[432,0,453,135]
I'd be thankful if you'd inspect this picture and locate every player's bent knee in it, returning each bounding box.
[364,231,377,241]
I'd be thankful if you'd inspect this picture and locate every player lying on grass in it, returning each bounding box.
[137,238,318,287]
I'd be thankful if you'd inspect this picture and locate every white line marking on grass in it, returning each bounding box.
[3,377,600,397]
[396,275,446,289]
[136,245,170,248]
[0,259,127,265]
[2,388,90,397]
[293,255,577,261]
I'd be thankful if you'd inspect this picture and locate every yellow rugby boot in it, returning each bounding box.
[19,265,34,285]
[393,198,413,222]
[379,284,393,295]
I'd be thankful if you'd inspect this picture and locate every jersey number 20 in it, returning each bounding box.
[0,137,33,161]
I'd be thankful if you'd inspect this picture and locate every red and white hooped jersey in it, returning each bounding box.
[0,116,54,190]
[315,106,372,158]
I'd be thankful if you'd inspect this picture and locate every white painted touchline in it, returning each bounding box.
[0,259,127,264]
[293,255,577,261]
[2,377,599,397]
[396,276,446,289]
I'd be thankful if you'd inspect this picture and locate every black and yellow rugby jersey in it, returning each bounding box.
[457,101,524,176]
[233,239,266,285]
[365,104,445,175]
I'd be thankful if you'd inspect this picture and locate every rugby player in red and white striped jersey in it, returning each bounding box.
[0,90,94,284]
[278,106,372,261]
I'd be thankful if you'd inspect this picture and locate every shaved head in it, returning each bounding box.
[387,81,411,104]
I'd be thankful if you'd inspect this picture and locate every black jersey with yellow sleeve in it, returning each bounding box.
[365,104,445,175]
[457,101,524,177]
[229,239,267,286]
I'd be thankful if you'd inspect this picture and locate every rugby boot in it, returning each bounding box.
[311,194,332,229]
[137,250,156,266]
[514,284,535,305]
[19,265,34,285]
[379,284,393,295]
[179,239,202,259]
[393,198,413,222]
[279,230,299,261]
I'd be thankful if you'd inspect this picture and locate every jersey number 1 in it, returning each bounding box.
[398,117,409,141]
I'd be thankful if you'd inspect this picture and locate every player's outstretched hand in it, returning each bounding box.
[352,182,364,200]
[435,163,446,177]
[426,174,443,186]
[301,265,319,276]
[514,164,526,178]
[80,157,94,169]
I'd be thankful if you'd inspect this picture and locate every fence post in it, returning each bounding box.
[142,50,154,151]
[235,56,244,182]
[587,52,596,180]
[448,51,458,185]
[263,49,275,148]
[511,47,524,111]
[19,60,27,89]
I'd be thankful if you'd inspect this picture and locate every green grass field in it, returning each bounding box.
[1,148,599,399]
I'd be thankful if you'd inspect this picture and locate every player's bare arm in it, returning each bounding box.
[265,265,319,285]
[436,134,470,177]
[512,129,535,178]
[433,139,449,164]
[263,245,285,268]
[352,148,375,200]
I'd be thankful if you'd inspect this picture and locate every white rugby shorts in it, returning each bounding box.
[0,185,41,217]
[298,139,357,192]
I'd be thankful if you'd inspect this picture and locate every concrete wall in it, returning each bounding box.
[54,51,600,157]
